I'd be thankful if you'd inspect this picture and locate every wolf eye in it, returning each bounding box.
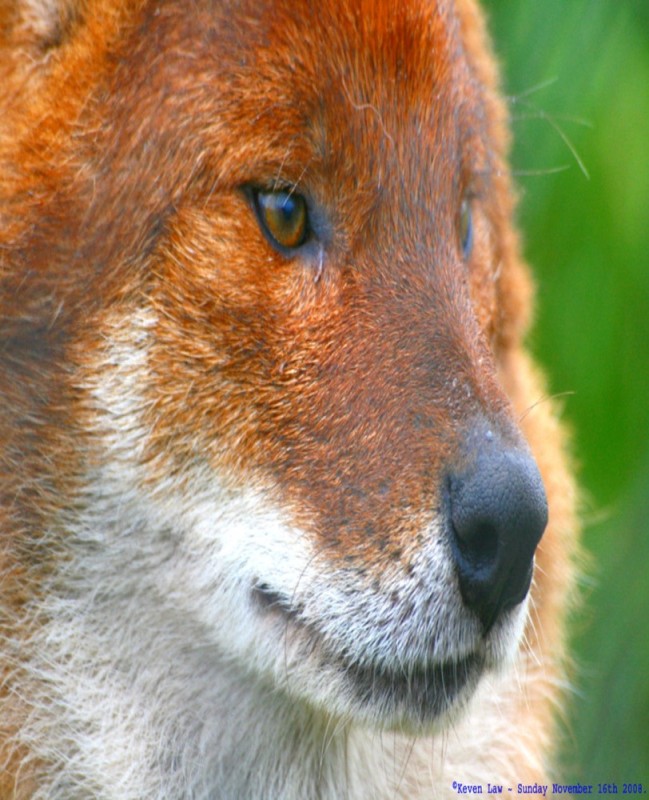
[253,189,309,251]
[459,197,474,259]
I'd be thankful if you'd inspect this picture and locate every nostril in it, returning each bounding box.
[454,519,499,574]
[447,425,548,633]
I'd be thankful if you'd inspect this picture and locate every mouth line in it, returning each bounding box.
[337,647,485,725]
[252,582,485,723]
[253,582,302,618]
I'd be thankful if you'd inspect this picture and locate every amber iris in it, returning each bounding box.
[254,189,309,251]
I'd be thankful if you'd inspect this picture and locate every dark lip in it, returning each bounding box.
[253,582,485,724]
[338,649,485,725]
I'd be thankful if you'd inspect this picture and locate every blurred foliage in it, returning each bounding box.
[484,0,649,783]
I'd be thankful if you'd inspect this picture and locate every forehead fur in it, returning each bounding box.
[1,0,505,327]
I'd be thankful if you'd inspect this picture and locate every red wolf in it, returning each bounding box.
[0,0,578,796]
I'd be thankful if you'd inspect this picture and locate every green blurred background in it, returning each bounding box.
[484,0,649,783]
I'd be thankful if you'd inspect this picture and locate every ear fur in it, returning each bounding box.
[1,0,86,50]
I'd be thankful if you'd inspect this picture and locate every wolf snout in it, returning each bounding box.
[447,422,548,634]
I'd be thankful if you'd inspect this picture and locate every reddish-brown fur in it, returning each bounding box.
[1,0,578,795]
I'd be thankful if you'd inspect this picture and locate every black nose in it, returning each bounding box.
[447,422,548,633]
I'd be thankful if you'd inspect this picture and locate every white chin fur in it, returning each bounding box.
[23,307,533,798]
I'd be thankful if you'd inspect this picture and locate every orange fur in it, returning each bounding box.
[1,1,578,796]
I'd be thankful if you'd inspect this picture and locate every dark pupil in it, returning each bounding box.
[273,193,297,222]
